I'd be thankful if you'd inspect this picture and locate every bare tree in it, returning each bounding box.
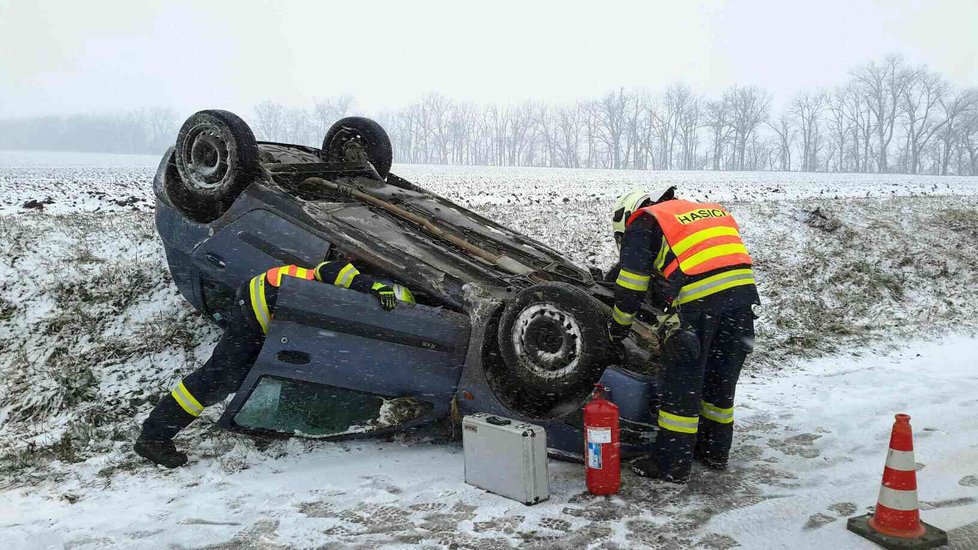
[592,89,631,169]
[767,112,794,171]
[935,88,978,174]
[312,95,355,137]
[792,92,827,171]
[839,84,873,172]
[20,52,978,173]
[446,102,477,164]
[145,106,177,152]
[825,90,852,172]
[703,97,733,170]
[675,90,701,170]
[554,104,584,168]
[852,55,912,172]
[283,107,314,146]
[899,69,949,174]
[725,85,771,170]
[254,100,286,141]
[960,110,978,175]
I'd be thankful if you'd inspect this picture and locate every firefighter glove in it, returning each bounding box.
[371,283,398,311]
[655,312,681,341]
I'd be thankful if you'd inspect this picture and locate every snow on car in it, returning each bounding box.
[153,110,662,457]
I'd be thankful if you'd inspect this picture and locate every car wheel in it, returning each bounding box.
[170,110,259,223]
[497,283,610,395]
[322,117,393,180]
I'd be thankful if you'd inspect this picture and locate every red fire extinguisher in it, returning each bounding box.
[584,383,620,495]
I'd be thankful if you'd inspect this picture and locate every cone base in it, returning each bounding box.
[847,514,948,550]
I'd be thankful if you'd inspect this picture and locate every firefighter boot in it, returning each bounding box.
[695,420,732,470]
[693,444,728,470]
[630,456,691,484]
[135,393,196,468]
[134,439,188,469]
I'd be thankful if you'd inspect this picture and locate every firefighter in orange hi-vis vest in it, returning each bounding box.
[135,260,415,468]
[608,186,759,484]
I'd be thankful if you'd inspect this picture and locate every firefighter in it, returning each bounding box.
[134,260,416,468]
[608,187,758,483]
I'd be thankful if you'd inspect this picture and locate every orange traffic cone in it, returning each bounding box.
[846,414,948,549]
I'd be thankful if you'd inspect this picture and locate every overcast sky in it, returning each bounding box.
[1,0,976,118]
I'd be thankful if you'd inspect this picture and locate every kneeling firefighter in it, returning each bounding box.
[135,260,415,468]
[608,187,759,483]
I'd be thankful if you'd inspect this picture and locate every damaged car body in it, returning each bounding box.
[153,109,663,458]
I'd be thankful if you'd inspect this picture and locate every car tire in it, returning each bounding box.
[322,117,393,180]
[497,283,610,396]
[170,110,260,223]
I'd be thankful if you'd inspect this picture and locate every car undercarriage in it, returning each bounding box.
[154,110,663,457]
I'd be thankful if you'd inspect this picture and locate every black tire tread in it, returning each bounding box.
[496,282,610,396]
[169,109,259,223]
[322,116,393,180]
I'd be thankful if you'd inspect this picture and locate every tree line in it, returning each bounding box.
[3,55,977,175]
[0,107,178,155]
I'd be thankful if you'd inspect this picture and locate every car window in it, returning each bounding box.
[233,376,432,437]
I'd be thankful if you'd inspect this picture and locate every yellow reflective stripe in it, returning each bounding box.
[674,269,755,306]
[334,263,360,289]
[679,243,750,273]
[176,381,203,413]
[313,262,329,282]
[654,236,670,272]
[671,226,740,256]
[171,381,203,417]
[171,390,199,417]
[700,400,734,424]
[616,269,651,291]
[676,277,754,306]
[257,276,271,330]
[612,305,636,326]
[249,275,270,334]
[678,268,753,295]
[294,267,311,279]
[658,410,699,434]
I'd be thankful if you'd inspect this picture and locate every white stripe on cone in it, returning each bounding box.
[876,441,920,515]
[877,486,920,512]
[885,449,916,471]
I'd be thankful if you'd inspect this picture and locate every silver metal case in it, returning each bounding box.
[462,413,550,505]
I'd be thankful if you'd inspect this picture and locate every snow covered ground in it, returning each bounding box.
[3,336,976,549]
[4,150,978,216]
[1,151,977,549]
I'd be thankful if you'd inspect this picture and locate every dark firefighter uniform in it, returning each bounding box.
[610,198,759,483]
[135,261,412,468]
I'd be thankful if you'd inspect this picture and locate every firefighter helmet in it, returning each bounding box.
[611,186,677,241]
[611,189,651,241]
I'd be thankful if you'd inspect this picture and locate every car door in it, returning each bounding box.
[190,205,331,319]
[219,277,472,438]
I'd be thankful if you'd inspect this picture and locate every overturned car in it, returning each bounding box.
[153,109,662,458]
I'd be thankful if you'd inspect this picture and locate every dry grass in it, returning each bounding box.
[3,194,978,476]
[0,212,215,477]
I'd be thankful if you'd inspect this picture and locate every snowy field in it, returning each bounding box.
[1,151,977,549]
[4,150,978,216]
